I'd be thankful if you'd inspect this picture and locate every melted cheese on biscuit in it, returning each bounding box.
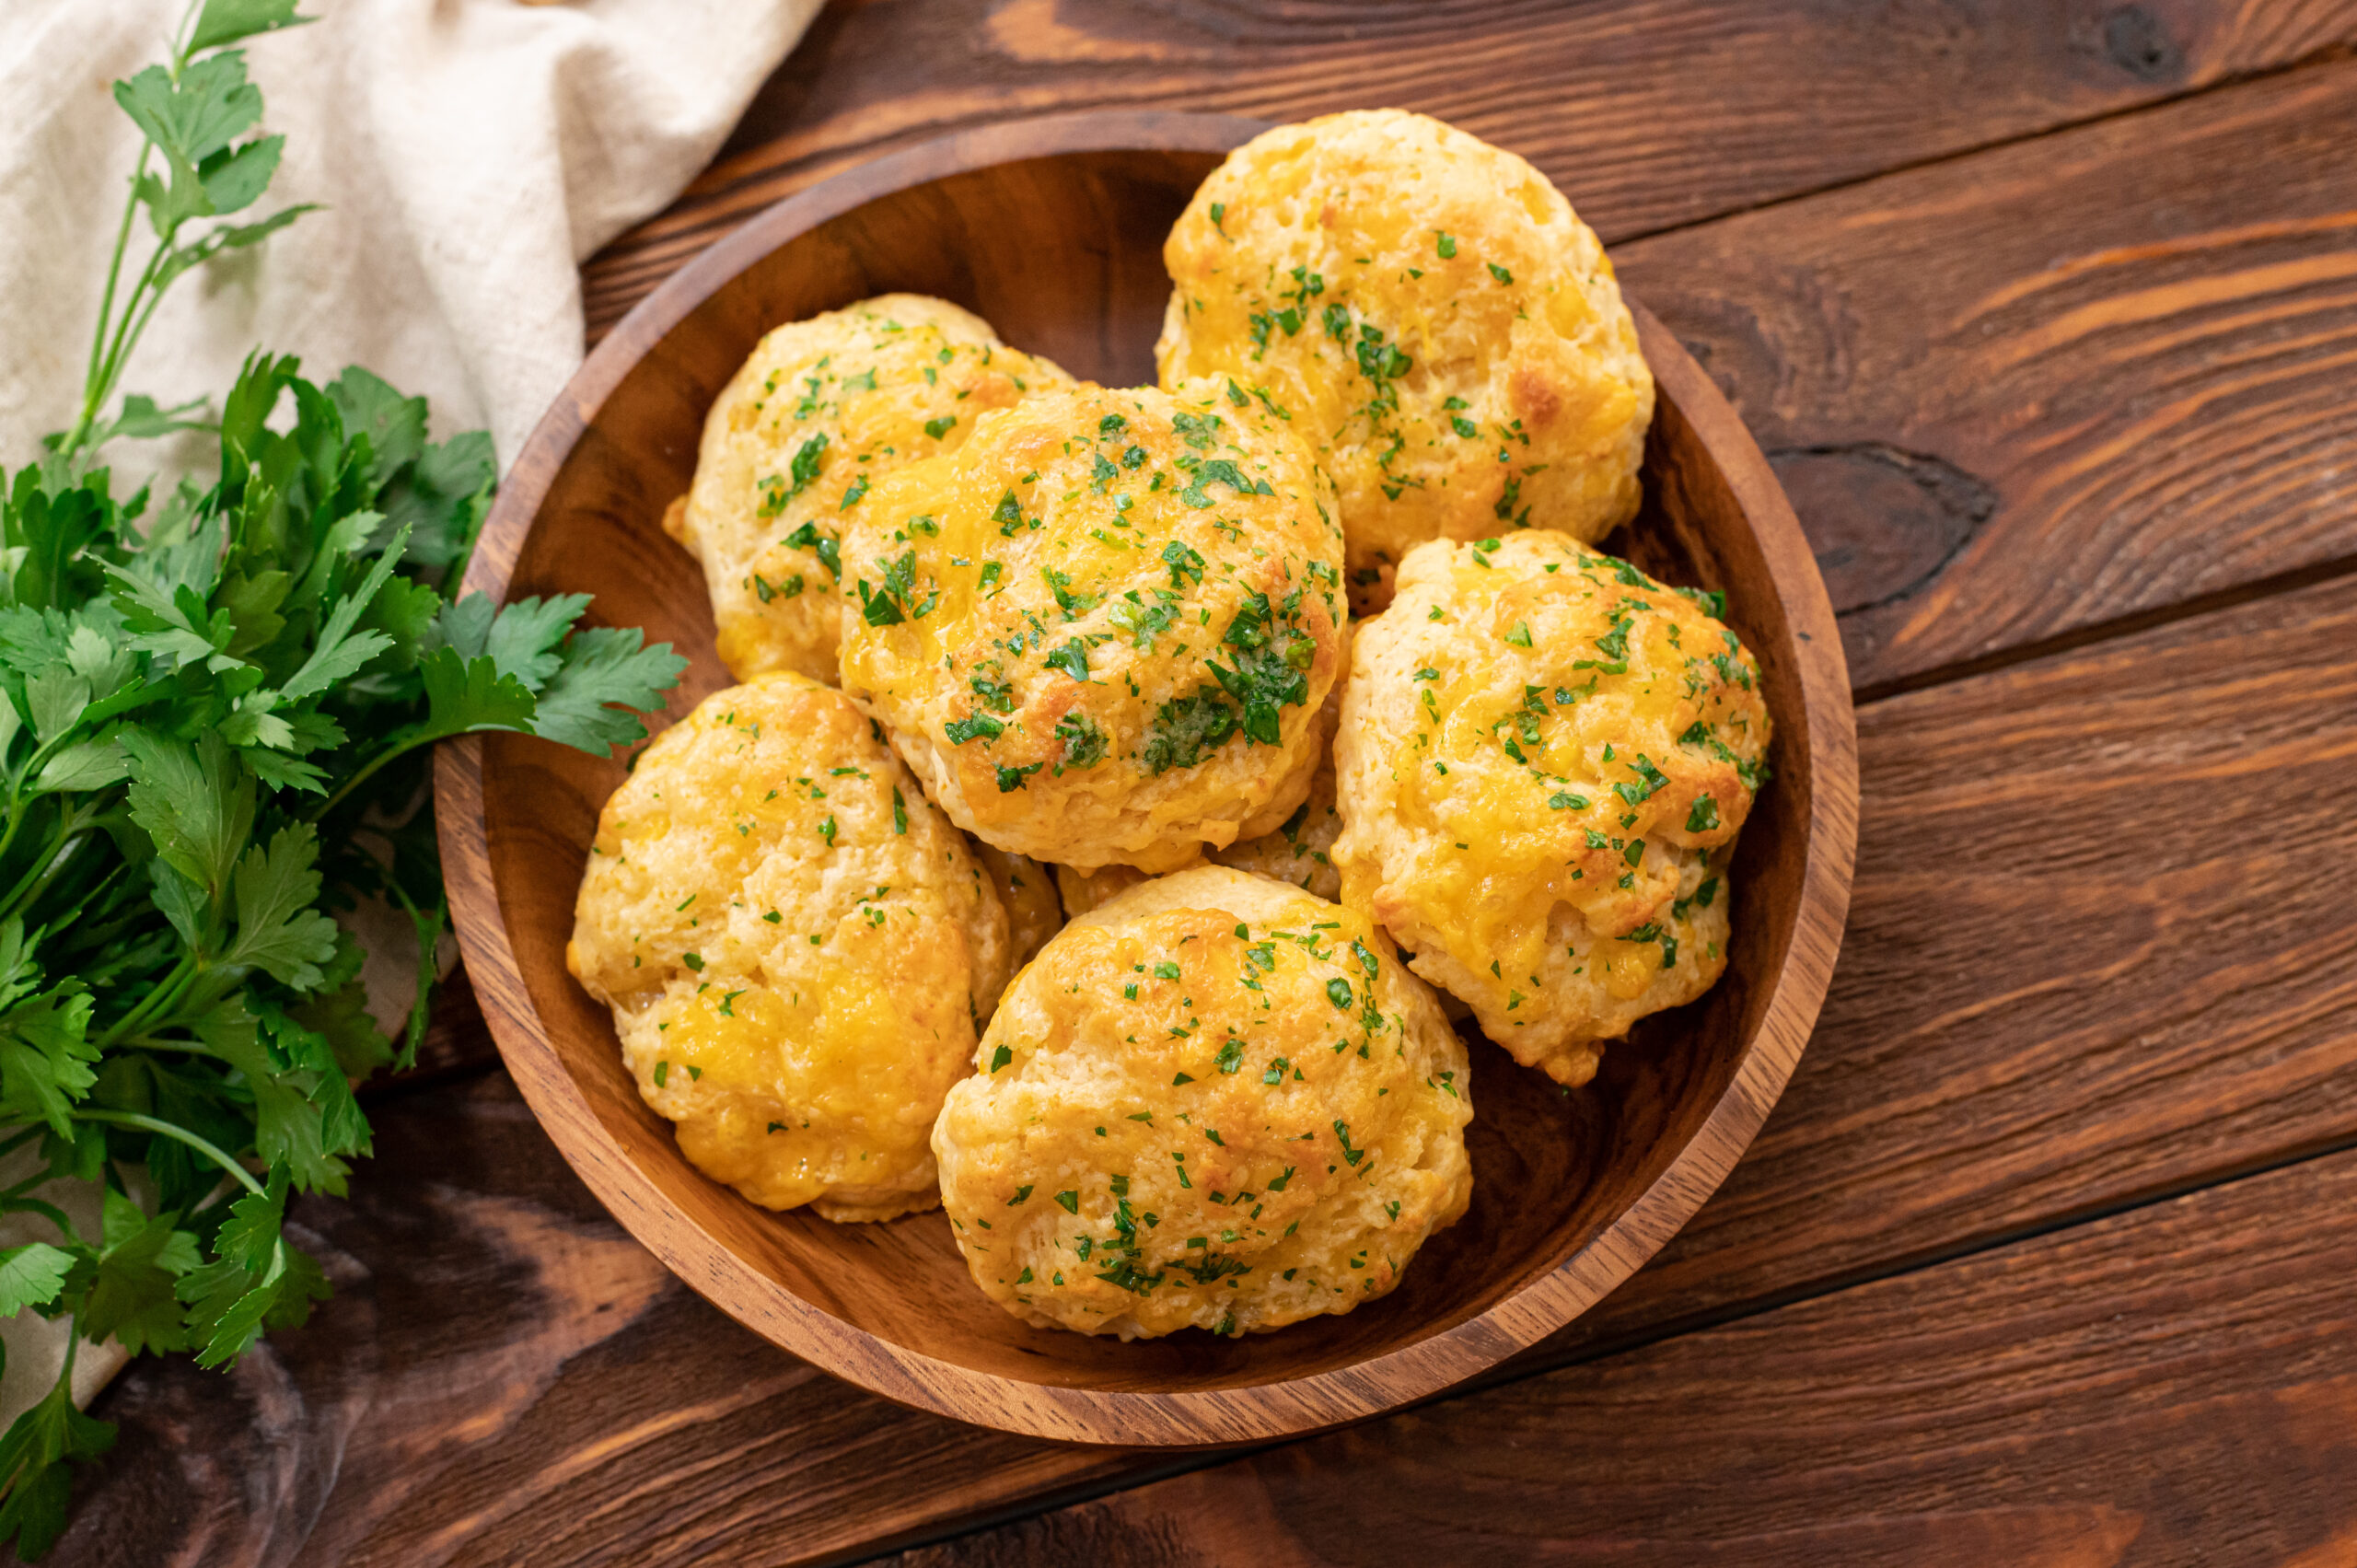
[932,867,1471,1338]
[1333,530,1769,1085]
[1155,110,1652,610]
[837,382,1346,872]
[669,295,1074,683]
[567,670,1009,1220]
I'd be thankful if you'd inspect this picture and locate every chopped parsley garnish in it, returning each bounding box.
[1615,755,1670,807]
[1053,711,1107,771]
[992,488,1026,535]
[858,549,923,624]
[1177,457,1274,509]
[1143,686,1239,773]
[1110,587,1181,650]
[945,714,1004,745]
[783,521,842,578]
[1162,540,1207,587]
[1676,584,1729,620]
[1205,590,1313,745]
[1042,567,1098,620]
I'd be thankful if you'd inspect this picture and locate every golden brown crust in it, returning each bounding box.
[933,867,1472,1338]
[566,671,1008,1218]
[1331,530,1769,1084]
[676,295,1074,683]
[837,382,1347,872]
[1155,110,1653,610]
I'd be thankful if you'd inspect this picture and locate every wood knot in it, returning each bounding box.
[1768,443,1996,616]
[2102,6,2181,82]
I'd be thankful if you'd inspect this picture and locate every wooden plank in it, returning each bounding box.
[54,568,2357,1566]
[1617,54,2357,690]
[890,1144,2357,1566]
[583,0,2357,337]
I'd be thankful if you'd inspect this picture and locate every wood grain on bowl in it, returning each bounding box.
[435,113,1857,1446]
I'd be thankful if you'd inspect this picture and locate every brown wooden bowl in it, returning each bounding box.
[436,112,1858,1447]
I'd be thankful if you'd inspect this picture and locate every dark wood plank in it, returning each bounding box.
[891,1144,2357,1567]
[1618,53,2357,690]
[56,568,2357,1567]
[584,0,2357,338]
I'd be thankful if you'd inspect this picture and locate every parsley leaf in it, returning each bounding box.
[0,20,689,1543]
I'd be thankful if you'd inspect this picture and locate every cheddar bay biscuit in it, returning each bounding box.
[566,671,1011,1221]
[1332,530,1769,1086]
[1156,110,1652,609]
[837,382,1346,873]
[932,866,1472,1338]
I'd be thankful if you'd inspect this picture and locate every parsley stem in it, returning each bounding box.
[381,878,446,1070]
[113,1036,212,1055]
[0,801,94,922]
[85,238,176,447]
[74,1109,262,1197]
[65,152,151,460]
[308,731,442,823]
[97,951,199,1049]
[0,791,25,888]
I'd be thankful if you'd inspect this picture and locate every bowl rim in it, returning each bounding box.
[435,110,1860,1446]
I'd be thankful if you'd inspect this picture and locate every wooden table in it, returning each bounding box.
[59,3,2357,1562]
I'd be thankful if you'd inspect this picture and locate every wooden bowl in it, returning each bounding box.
[436,112,1858,1447]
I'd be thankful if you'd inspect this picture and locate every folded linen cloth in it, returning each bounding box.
[2,0,818,468]
[0,0,817,1426]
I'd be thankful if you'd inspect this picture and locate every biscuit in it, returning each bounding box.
[1331,530,1769,1085]
[837,381,1346,872]
[932,866,1472,1338]
[567,671,1010,1220]
[1157,110,1652,610]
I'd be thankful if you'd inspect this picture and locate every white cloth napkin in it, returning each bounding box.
[0,0,818,1425]
[2,0,818,468]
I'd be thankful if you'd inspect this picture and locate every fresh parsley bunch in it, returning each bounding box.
[0,1,685,1552]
